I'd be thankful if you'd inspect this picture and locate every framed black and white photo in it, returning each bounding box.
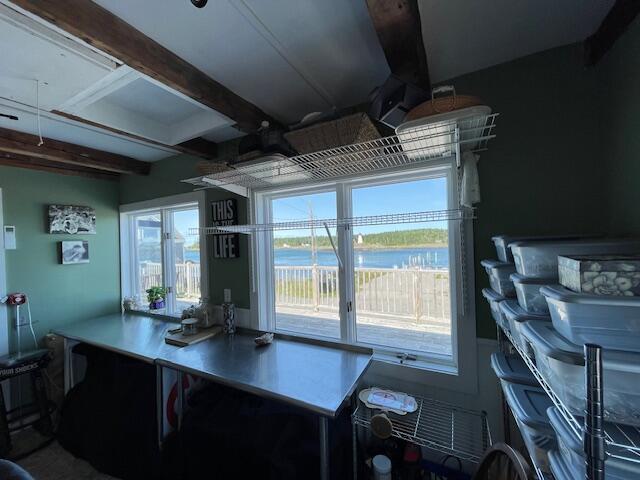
[49,205,96,234]
[61,241,90,265]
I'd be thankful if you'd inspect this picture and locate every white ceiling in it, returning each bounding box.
[0,99,177,162]
[0,0,616,164]
[420,0,615,83]
[91,0,391,125]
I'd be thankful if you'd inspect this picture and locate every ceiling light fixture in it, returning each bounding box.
[191,0,208,8]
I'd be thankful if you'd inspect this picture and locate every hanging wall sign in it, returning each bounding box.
[211,199,239,258]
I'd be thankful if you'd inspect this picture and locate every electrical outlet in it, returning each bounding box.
[223,289,231,303]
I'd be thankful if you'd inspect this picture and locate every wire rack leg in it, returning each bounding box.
[584,344,605,480]
[352,420,358,480]
[320,416,330,480]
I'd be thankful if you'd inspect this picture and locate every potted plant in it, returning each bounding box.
[146,286,167,310]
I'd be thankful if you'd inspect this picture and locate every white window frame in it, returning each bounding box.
[252,158,477,386]
[120,192,208,316]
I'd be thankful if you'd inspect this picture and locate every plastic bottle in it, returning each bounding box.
[372,454,392,480]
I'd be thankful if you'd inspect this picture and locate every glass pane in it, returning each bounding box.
[272,191,340,339]
[352,177,452,358]
[134,212,163,307]
[171,208,201,313]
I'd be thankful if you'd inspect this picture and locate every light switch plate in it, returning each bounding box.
[3,225,16,250]
[223,289,231,303]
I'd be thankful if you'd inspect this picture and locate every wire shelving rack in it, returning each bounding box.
[497,324,640,480]
[182,113,498,194]
[190,208,475,235]
[351,390,491,474]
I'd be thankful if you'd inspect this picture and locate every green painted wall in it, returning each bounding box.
[0,166,121,350]
[449,44,603,338]
[123,39,640,338]
[122,44,608,336]
[598,16,640,235]
[119,155,251,308]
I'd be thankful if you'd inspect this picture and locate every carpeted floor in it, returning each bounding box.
[17,440,118,480]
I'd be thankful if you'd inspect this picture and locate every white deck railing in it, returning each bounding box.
[139,262,201,298]
[139,262,450,322]
[275,265,450,322]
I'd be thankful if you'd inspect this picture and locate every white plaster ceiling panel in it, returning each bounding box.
[420,0,615,83]
[91,0,389,124]
[0,99,176,162]
[0,4,116,111]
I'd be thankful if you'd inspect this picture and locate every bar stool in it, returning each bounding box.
[0,349,54,457]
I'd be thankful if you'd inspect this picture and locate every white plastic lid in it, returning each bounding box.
[499,299,550,323]
[372,455,392,474]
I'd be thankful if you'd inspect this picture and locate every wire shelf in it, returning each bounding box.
[190,208,474,235]
[352,391,491,463]
[498,325,640,465]
[182,113,498,192]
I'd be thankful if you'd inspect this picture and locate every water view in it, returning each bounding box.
[273,246,449,269]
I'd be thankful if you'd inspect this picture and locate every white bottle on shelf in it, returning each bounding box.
[372,454,392,480]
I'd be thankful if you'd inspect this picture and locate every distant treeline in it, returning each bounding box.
[273,228,448,248]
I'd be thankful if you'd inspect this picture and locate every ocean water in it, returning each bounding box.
[185,247,449,269]
[275,247,449,269]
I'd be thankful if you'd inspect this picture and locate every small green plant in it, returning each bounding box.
[146,286,167,304]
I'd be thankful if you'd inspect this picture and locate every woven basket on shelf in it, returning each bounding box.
[405,85,484,122]
[284,113,380,154]
[196,161,231,176]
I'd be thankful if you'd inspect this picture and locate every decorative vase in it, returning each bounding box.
[150,299,165,310]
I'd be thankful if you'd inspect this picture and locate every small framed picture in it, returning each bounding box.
[49,205,96,234]
[61,241,90,265]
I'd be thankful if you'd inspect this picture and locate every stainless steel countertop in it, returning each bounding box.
[157,331,372,418]
[53,313,372,417]
[52,312,180,364]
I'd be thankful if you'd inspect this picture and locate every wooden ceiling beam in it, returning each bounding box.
[366,0,430,89]
[0,127,150,175]
[11,0,275,133]
[52,109,222,161]
[178,137,219,159]
[0,152,119,181]
[584,0,640,66]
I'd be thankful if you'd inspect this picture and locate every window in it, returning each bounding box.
[120,193,206,316]
[255,162,465,370]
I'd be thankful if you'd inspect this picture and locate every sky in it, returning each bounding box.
[170,177,450,243]
[173,208,200,246]
[272,176,449,238]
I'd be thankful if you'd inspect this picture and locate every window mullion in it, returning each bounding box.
[336,183,355,343]
[162,209,175,313]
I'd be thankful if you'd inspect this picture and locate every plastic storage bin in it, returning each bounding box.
[502,382,556,475]
[510,273,556,314]
[548,407,640,480]
[481,259,516,297]
[541,285,640,353]
[499,299,550,351]
[509,238,640,279]
[548,450,574,480]
[491,234,597,263]
[490,352,538,388]
[482,288,508,331]
[520,321,640,426]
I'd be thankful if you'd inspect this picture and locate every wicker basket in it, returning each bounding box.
[406,86,484,122]
[196,161,231,176]
[284,113,380,154]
